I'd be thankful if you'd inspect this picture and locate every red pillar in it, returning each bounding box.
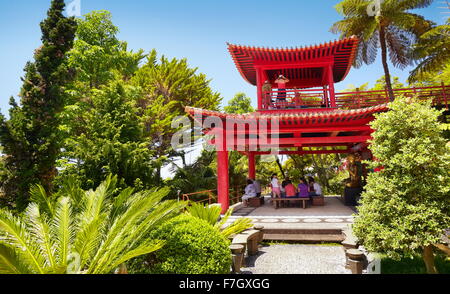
[328,65,336,107]
[248,152,256,180]
[256,68,263,110]
[216,129,229,214]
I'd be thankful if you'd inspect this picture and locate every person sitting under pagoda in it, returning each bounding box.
[275,75,290,107]
[297,177,310,198]
[308,177,323,197]
[242,179,257,206]
[283,179,298,207]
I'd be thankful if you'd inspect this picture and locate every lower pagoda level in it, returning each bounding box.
[185,104,388,213]
[184,37,450,213]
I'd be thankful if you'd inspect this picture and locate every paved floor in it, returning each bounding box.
[229,196,356,230]
[241,244,351,274]
[244,196,356,217]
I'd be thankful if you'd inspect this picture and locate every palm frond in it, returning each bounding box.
[25,203,56,269]
[0,244,33,274]
[395,0,433,11]
[29,185,55,217]
[107,240,165,273]
[73,213,108,268]
[335,0,371,17]
[0,209,46,274]
[51,197,74,268]
[356,30,380,67]
[187,202,221,226]
[221,218,253,239]
[385,26,413,69]
[215,207,234,229]
[87,188,182,274]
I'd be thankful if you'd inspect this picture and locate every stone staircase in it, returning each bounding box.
[263,228,345,243]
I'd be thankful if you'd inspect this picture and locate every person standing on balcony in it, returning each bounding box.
[275,75,290,106]
[262,80,273,108]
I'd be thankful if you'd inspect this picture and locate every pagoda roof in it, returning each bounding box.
[185,104,388,128]
[227,37,359,87]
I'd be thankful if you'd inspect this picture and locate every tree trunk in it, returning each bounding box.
[317,154,331,190]
[276,158,285,179]
[379,26,395,102]
[423,245,438,274]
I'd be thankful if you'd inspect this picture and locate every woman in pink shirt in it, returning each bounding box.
[284,180,298,198]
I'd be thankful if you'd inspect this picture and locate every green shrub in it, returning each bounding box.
[128,214,232,274]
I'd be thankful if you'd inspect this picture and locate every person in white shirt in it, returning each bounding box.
[252,179,262,197]
[271,174,281,198]
[242,179,257,205]
[308,177,322,197]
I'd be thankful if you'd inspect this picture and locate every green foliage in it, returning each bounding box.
[186,203,253,238]
[371,76,405,91]
[0,175,185,274]
[67,11,144,91]
[282,152,346,195]
[58,81,156,191]
[0,0,77,210]
[353,97,450,260]
[168,150,217,198]
[128,214,232,274]
[57,11,156,191]
[131,50,222,180]
[331,0,434,100]
[224,92,254,114]
[380,252,450,274]
[59,10,223,190]
[409,18,450,83]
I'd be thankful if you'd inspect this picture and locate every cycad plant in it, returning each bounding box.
[0,175,185,274]
[330,0,434,101]
[186,203,253,238]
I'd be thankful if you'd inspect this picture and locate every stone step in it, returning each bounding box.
[263,228,342,235]
[264,233,345,243]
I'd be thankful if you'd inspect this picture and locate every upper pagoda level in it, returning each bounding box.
[227,37,359,111]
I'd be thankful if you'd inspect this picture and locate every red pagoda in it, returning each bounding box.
[185,37,450,213]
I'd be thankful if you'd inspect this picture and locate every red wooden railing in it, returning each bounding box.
[181,186,245,206]
[262,84,450,111]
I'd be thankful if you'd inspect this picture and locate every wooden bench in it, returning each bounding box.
[232,230,262,256]
[272,197,310,209]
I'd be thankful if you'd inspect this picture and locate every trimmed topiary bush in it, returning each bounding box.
[128,214,232,274]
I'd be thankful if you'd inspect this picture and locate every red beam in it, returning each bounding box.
[231,125,372,135]
[227,136,371,147]
[253,150,350,155]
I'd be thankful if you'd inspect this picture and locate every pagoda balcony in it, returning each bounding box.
[260,84,450,112]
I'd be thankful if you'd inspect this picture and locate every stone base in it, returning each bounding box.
[344,187,363,206]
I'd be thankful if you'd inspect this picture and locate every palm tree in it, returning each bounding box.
[331,0,434,101]
[0,175,185,274]
[409,18,450,83]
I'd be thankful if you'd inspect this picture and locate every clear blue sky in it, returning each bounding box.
[0,0,447,114]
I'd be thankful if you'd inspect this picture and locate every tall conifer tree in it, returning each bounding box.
[0,0,77,209]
